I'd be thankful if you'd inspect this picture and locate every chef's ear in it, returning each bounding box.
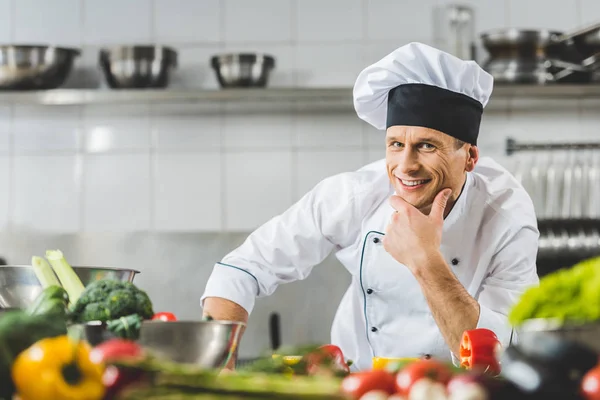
[465,145,479,172]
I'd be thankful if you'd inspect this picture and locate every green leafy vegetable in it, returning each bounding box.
[509,256,600,325]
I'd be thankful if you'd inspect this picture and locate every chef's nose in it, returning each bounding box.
[396,148,420,175]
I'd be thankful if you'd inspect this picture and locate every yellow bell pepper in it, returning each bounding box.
[11,335,105,400]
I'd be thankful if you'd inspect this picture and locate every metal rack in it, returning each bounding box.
[506,137,600,155]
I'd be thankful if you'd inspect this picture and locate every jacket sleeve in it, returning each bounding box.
[201,173,367,314]
[475,224,540,346]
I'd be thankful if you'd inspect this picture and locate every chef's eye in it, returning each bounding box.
[419,142,436,150]
[389,141,403,148]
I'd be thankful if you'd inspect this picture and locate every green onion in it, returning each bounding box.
[45,249,85,305]
[31,256,61,288]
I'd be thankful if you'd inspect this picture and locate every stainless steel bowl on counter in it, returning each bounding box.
[137,320,245,368]
[0,265,139,309]
[99,45,178,89]
[0,45,80,90]
[211,53,275,88]
[517,318,600,353]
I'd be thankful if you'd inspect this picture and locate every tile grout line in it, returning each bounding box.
[78,105,86,232]
[5,104,14,232]
[148,102,156,232]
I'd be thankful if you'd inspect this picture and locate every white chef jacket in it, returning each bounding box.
[201,156,540,371]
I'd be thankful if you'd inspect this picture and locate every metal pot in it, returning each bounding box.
[481,29,594,83]
[99,46,178,89]
[0,45,80,90]
[483,57,591,84]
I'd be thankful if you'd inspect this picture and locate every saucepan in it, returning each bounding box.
[480,29,600,84]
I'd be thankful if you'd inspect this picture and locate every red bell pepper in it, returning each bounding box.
[459,328,502,376]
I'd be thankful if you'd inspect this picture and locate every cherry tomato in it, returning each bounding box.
[394,358,452,396]
[341,370,396,399]
[152,312,177,321]
[581,366,600,400]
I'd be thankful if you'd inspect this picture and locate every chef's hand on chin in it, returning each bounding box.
[383,188,452,273]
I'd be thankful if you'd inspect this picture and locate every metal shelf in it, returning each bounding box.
[0,84,598,107]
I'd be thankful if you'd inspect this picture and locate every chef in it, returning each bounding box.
[201,42,540,371]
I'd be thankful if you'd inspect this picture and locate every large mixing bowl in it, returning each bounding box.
[99,45,178,89]
[0,45,80,90]
[0,265,139,309]
[137,320,245,369]
[516,318,600,353]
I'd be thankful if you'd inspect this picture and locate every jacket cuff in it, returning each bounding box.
[476,303,513,346]
[200,263,259,314]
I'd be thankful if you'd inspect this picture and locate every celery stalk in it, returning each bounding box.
[45,249,85,305]
[31,256,61,288]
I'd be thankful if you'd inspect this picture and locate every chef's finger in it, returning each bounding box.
[389,194,412,213]
[429,188,452,221]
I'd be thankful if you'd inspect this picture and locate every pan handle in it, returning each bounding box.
[552,22,600,45]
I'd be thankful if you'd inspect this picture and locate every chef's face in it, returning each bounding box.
[385,126,478,215]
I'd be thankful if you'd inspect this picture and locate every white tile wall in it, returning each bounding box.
[83,153,151,231]
[0,0,599,234]
[14,0,82,46]
[13,155,82,232]
[0,156,8,229]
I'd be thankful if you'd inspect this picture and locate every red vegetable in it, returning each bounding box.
[581,365,600,400]
[394,358,452,396]
[304,344,351,375]
[459,328,502,375]
[152,312,177,321]
[341,370,396,399]
[89,339,145,399]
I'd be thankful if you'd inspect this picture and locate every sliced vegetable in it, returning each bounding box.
[395,359,452,396]
[11,335,105,400]
[45,249,86,305]
[152,312,177,322]
[31,256,61,288]
[341,370,396,399]
[459,329,501,375]
[360,390,393,400]
[581,365,600,400]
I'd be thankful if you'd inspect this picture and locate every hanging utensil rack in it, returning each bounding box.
[506,137,600,155]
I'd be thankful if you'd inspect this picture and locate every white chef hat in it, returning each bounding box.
[353,42,494,145]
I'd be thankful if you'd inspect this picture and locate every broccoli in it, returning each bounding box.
[70,279,154,323]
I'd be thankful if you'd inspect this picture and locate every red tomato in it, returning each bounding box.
[341,370,396,399]
[581,366,600,400]
[152,312,177,321]
[394,359,453,396]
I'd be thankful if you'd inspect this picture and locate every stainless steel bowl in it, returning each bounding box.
[211,53,275,88]
[517,318,600,353]
[99,45,178,89]
[137,320,245,368]
[0,45,80,90]
[0,265,139,309]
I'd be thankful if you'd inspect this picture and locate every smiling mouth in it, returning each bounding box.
[397,178,432,189]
